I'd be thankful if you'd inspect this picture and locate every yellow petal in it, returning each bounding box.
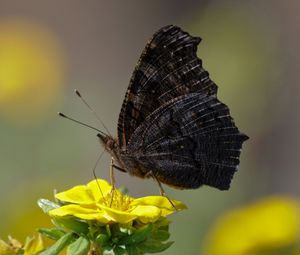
[55,185,96,204]
[55,179,113,205]
[24,234,44,255]
[129,205,161,223]
[97,204,137,224]
[132,196,187,213]
[49,204,97,217]
[49,204,109,223]
[7,237,21,249]
[87,179,112,201]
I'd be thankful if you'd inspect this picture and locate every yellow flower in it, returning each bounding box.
[23,234,44,255]
[49,179,186,224]
[0,235,44,255]
[0,240,14,255]
[0,18,65,124]
[203,196,300,255]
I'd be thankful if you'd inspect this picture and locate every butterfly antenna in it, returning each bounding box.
[74,89,111,136]
[92,149,107,204]
[58,112,107,136]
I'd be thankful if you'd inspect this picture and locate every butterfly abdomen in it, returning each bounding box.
[119,152,151,179]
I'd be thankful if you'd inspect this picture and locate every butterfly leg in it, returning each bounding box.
[111,164,126,173]
[109,161,127,206]
[109,157,116,207]
[148,171,178,211]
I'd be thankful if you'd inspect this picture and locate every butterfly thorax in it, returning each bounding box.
[97,133,149,178]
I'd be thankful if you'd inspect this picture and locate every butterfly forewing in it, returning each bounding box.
[118,25,218,148]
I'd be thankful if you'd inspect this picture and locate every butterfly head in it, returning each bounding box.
[97,133,118,152]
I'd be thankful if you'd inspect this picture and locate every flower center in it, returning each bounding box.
[100,191,133,211]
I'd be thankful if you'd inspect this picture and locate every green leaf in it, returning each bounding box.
[16,250,24,255]
[102,246,113,255]
[111,224,129,238]
[38,228,66,240]
[38,199,60,213]
[95,233,110,246]
[52,217,89,234]
[114,246,128,255]
[137,240,173,253]
[40,232,75,255]
[106,225,112,237]
[151,230,170,242]
[126,245,141,255]
[155,220,170,231]
[119,224,153,245]
[89,223,106,237]
[67,236,90,255]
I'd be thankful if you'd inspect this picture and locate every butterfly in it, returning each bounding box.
[97,25,248,190]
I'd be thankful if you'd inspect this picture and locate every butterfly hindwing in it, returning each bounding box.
[125,93,248,190]
[118,25,218,148]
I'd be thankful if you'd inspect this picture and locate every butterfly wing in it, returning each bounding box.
[124,93,248,190]
[118,25,217,148]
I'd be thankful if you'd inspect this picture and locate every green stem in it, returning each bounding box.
[88,244,103,255]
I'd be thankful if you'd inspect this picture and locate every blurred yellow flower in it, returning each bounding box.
[203,197,300,255]
[0,235,44,255]
[0,240,14,255]
[23,234,44,255]
[0,18,65,124]
[49,179,187,224]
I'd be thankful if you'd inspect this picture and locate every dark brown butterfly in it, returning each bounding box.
[95,25,248,191]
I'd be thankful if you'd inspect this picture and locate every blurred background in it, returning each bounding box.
[0,0,299,254]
